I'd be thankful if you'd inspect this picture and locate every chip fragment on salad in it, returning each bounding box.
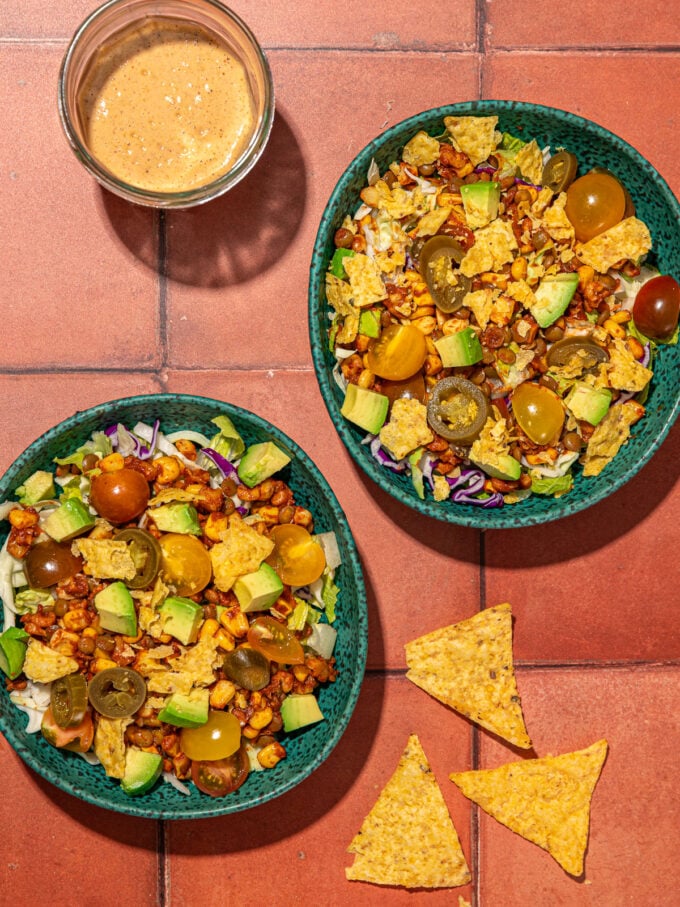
[328,116,677,508]
[0,416,340,799]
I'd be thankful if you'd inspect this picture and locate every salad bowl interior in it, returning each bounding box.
[0,394,367,819]
[309,100,680,528]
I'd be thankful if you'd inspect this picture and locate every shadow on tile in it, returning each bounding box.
[100,109,306,287]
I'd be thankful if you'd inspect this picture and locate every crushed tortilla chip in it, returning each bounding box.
[416,205,452,238]
[515,139,544,185]
[74,538,137,581]
[209,514,274,592]
[541,192,575,244]
[378,398,433,461]
[344,253,388,308]
[22,639,79,683]
[469,417,514,476]
[325,273,357,316]
[346,734,471,889]
[405,603,532,749]
[402,130,440,167]
[464,287,497,330]
[444,115,499,166]
[449,739,608,876]
[460,219,518,277]
[336,313,360,345]
[94,716,132,779]
[576,217,651,272]
[581,401,642,476]
[606,338,653,392]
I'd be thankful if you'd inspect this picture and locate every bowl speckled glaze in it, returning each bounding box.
[0,394,367,818]
[309,101,680,528]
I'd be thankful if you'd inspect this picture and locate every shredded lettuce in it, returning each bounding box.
[321,573,339,623]
[530,473,574,496]
[208,415,245,461]
[54,431,112,469]
[13,589,54,615]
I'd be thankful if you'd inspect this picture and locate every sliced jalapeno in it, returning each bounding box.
[426,377,490,445]
[51,673,88,728]
[417,236,470,313]
[542,151,578,193]
[546,336,609,369]
[88,667,147,719]
[223,647,270,692]
[115,528,162,590]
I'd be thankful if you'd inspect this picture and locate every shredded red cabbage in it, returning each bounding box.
[201,448,239,482]
[369,436,408,472]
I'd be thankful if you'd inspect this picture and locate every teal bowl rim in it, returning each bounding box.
[0,393,368,818]
[309,100,680,529]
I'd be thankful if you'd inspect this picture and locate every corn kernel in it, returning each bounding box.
[204,512,229,542]
[603,318,626,339]
[93,657,118,673]
[249,707,273,730]
[209,680,236,709]
[357,369,375,390]
[611,309,632,324]
[8,508,39,529]
[199,618,219,641]
[62,610,90,632]
[155,456,182,485]
[219,609,249,638]
[242,724,260,740]
[215,628,236,652]
[99,452,125,473]
[257,741,286,769]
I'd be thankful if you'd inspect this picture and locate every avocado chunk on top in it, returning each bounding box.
[158,595,203,645]
[280,693,324,733]
[340,383,389,434]
[529,273,579,328]
[150,502,201,535]
[43,498,95,542]
[470,452,522,482]
[237,442,292,489]
[158,689,210,728]
[94,581,138,636]
[565,382,612,426]
[233,563,283,613]
[121,748,163,796]
[15,470,56,506]
[460,181,500,228]
[434,327,483,368]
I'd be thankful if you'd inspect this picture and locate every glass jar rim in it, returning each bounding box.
[57,0,275,208]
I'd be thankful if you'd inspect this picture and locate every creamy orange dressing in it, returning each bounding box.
[77,17,255,192]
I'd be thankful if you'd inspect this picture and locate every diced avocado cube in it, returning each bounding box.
[238,442,292,489]
[158,690,210,728]
[159,595,203,645]
[434,327,483,368]
[233,563,283,613]
[151,502,201,535]
[280,693,324,733]
[15,470,56,506]
[470,453,522,482]
[565,382,612,426]
[330,248,355,278]
[408,448,425,500]
[0,626,30,679]
[530,273,579,328]
[121,748,163,796]
[358,309,381,339]
[340,383,389,434]
[460,181,500,228]
[43,498,95,542]
[94,581,137,636]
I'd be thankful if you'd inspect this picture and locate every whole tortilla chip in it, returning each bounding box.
[346,734,471,889]
[405,603,532,749]
[450,739,608,876]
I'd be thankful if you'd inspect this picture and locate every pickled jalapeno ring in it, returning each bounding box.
[88,667,147,718]
[542,151,578,194]
[115,528,162,590]
[51,673,88,728]
[546,336,609,369]
[223,647,270,692]
[426,377,490,445]
[417,235,469,313]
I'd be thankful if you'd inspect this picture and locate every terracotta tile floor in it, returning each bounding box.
[1,2,679,904]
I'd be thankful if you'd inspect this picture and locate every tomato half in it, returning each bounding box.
[564,171,626,242]
[89,468,150,524]
[248,616,305,665]
[180,710,241,761]
[24,539,83,588]
[41,707,94,752]
[191,745,250,797]
[366,324,428,381]
[266,525,326,587]
[159,533,212,596]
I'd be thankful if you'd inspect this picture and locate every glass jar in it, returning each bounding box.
[58,0,274,208]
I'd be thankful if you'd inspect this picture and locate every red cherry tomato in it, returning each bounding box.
[89,468,150,524]
[24,540,83,588]
[565,171,626,242]
[632,274,680,341]
[41,707,94,752]
[191,745,250,797]
[248,616,305,665]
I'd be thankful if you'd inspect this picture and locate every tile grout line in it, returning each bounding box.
[157,819,167,907]
[158,210,169,389]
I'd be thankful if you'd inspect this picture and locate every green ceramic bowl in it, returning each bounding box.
[309,101,680,528]
[0,394,367,818]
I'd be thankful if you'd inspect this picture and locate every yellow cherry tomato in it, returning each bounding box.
[180,711,241,761]
[266,524,326,587]
[366,323,428,381]
[512,383,565,446]
[159,533,212,596]
[565,171,626,242]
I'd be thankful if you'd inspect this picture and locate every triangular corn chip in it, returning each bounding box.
[450,738,608,876]
[404,603,532,748]
[346,734,471,889]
